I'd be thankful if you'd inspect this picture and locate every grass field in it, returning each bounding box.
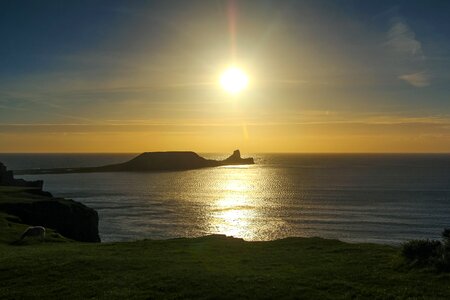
[1,187,450,299]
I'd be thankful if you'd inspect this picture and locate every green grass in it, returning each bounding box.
[1,187,450,299]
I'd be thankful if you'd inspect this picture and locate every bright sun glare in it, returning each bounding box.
[220,67,249,95]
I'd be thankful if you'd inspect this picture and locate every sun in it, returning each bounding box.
[220,67,249,95]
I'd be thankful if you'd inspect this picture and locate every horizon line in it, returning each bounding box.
[1,151,449,155]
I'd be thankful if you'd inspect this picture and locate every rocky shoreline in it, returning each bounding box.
[0,162,100,242]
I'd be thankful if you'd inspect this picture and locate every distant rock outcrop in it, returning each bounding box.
[222,150,254,165]
[15,149,255,174]
[0,162,43,188]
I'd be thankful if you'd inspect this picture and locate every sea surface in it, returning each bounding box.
[1,153,449,245]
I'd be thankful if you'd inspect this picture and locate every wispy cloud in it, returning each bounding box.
[398,72,430,87]
[386,17,431,87]
[387,19,423,58]
[1,113,448,132]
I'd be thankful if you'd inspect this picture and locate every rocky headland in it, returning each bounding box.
[0,162,43,188]
[0,162,100,242]
[15,149,254,175]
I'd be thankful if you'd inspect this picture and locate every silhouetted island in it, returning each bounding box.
[15,149,254,175]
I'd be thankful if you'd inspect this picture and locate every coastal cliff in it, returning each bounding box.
[0,189,100,243]
[15,149,255,174]
[0,161,100,243]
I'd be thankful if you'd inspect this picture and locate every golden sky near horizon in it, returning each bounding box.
[1,1,450,153]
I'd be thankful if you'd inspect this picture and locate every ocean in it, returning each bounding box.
[1,153,449,244]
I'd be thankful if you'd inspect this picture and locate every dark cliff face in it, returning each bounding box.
[0,162,100,243]
[0,190,100,243]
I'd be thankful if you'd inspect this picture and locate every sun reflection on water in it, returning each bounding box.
[211,208,255,240]
[208,172,260,240]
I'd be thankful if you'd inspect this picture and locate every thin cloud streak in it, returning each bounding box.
[398,72,430,87]
[1,115,449,129]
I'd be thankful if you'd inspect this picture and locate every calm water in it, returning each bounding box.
[1,153,449,244]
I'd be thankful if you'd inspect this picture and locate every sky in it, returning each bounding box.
[1,0,449,153]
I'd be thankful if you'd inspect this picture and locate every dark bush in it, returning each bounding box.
[401,239,442,265]
[442,229,450,245]
[401,228,450,271]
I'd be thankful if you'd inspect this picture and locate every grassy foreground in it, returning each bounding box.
[1,188,450,299]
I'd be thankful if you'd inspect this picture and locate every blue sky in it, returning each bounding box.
[0,0,449,152]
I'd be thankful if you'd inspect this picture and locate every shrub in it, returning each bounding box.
[401,228,450,271]
[401,239,441,265]
[442,229,450,246]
